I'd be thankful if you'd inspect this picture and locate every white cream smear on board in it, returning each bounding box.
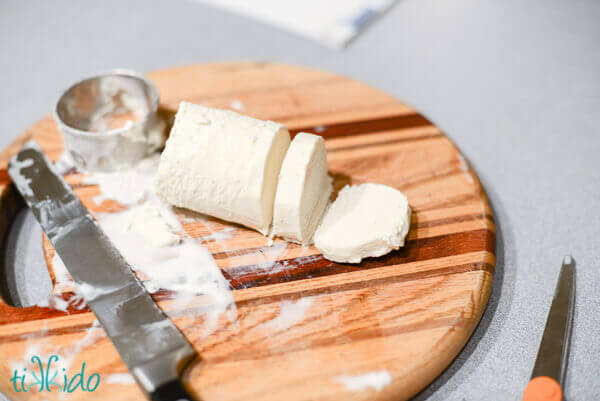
[264,297,314,331]
[106,373,136,385]
[82,154,159,205]
[230,99,245,111]
[333,370,392,392]
[456,153,475,184]
[42,154,237,341]
[10,320,106,384]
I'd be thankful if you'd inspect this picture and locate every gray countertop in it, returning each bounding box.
[1,0,599,400]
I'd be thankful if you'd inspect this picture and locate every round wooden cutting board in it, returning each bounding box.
[0,63,495,401]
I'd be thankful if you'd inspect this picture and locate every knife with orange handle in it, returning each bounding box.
[522,255,575,401]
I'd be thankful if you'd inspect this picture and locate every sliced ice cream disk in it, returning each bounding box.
[314,183,411,263]
[272,132,332,245]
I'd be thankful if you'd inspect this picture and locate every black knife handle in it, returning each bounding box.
[150,379,197,401]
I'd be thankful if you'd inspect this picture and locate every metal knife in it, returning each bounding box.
[8,141,197,401]
[522,255,575,401]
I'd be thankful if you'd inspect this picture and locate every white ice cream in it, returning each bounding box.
[314,183,411,263]
[156,102,291,234]
[272,132,332,245]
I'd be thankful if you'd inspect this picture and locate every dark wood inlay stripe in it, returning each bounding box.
[416,213,494,229]
[291,113,430,139]
[222,229,494,290]
[326,132,443,153]
[397,168,465,191]
[210,214,490,260]
[413,194,481,212]
[0,170,10,184]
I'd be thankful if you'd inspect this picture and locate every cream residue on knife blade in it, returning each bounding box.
[7,157,35,197]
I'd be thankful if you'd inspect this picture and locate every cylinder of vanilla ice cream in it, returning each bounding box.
[156,102,291,234]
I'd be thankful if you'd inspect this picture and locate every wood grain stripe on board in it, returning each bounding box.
[0,109,433,189]
[204,316,475,365]
[1,255,491,340]
[290,113,431,139]
[325,132,443,152]
[221,229,494,290]
[150,62,342,104]
[0,315,475,371]
[0,261,491,343]
[0,170,9,184]
[195,212,492,253]
[0,228,493,328]
[185,262,493,311]
[176,271,493,366]
[414,193,482,212]
[208,215,491,263]
[0,321,97,344]
[0,251,491,337]
[179,76,349,107]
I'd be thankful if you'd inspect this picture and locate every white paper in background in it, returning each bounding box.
[194,0,398,48]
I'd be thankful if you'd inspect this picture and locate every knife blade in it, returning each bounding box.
[8,141,197,401]
[523,255,575,401]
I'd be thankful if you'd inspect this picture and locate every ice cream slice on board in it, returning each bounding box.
[314,183,411,264]
[272,132,332,245]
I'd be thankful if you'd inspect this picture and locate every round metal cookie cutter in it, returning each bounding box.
[54,69,165,172]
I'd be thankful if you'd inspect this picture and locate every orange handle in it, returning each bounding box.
[523,376,562,401]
